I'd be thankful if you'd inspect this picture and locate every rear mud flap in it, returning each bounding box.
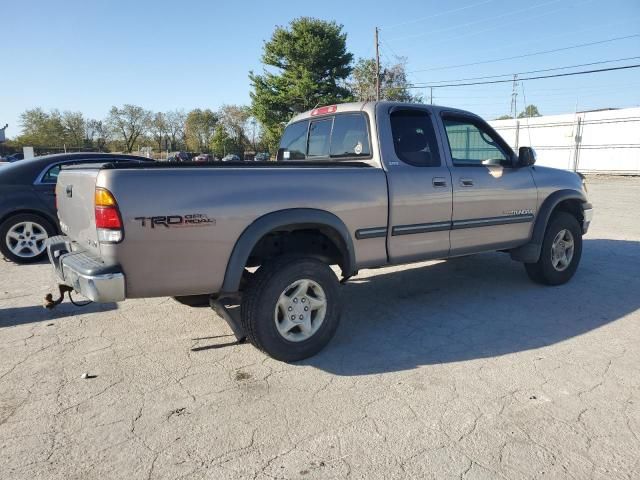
[210,297,247,343]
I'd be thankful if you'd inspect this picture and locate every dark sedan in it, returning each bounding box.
[0,152,150,264]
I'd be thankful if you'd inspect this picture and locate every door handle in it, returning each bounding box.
[432,177,447,187]
[460,178,474,187]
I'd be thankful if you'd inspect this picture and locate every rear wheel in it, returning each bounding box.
[525,212,582,285]
[241,256,341,362]
[0,213,56,264]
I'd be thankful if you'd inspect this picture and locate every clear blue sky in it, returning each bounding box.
[2,0,639,137]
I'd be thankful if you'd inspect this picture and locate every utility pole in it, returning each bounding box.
[375,27,381,101]
[510,74,519,118]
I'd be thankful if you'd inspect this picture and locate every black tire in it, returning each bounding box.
[172,295,211,307]
[525,212,582,286]
[241,256,341,362]
[0,213,56,264]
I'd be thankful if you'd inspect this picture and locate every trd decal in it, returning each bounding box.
[134,214,215,228]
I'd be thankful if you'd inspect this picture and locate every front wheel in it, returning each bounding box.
[524,212,582,285]
[241,256,341,362]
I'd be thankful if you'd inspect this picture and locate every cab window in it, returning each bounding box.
[277,113,371,161]
[442,118,509,166]
[330,114,370,158]
[389,110,441,167]
[277,120,308,160]
[307,119,332,158]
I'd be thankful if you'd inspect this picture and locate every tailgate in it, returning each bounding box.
[55,166,102,256]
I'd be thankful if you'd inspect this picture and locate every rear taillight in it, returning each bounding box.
[95,188,123,243]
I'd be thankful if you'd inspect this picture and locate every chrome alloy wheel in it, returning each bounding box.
[5,221,48,258]
[551,228,575,272]
[274,279,327,342]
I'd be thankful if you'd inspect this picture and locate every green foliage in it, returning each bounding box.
[185,109,218,152]
[16,108,89,148]
[210,105,253,157]
[250,17,354,152]
[518,105,541,118]
[107,105,153,152]
[350,57,421,103]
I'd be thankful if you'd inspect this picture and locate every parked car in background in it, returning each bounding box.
[1,153,25,163]
[221,154,241,162]
[0,152,151,264]
[167,151,192,162]
[194,153,216,162]
[254,152,270,161]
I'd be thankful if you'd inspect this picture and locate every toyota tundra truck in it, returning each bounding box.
[46,102,593,361]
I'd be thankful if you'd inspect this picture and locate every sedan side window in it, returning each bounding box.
[41,165,61,183]
[442,118,509,166]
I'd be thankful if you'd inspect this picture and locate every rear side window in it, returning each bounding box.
[277,113,371,161]
[277,120,308,160]
[390,110,441,167]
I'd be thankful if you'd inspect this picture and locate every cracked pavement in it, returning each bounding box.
[1,176,639,479]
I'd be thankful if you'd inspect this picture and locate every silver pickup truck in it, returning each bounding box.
[46,101,593,361]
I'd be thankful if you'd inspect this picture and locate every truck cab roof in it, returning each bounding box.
[288,101,484,126]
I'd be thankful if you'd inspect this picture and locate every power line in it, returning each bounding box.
[381,0,496,30]
[418,56,640,84]
[408,33,640,73]
[387,0,563,42]
[405,64,640,89]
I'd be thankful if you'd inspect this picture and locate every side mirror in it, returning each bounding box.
[518,146,536,167]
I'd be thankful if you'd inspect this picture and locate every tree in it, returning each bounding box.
[107,105,152,152]
[61,111,86,148]
[496,115,514,120]
[518,105,541,118]
[217,104,251,152]
[210,125,235,158]
[86,119,110,151]
[250,17,354,151]
[150,112,168,154]
[185,109,218,152]
[18,108,65,147]
[165,110,186,151]
[350,57,421,103]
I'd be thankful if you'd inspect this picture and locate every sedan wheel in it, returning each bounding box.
[0,214,55,264]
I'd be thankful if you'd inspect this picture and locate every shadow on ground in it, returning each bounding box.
[0,302,117,327]
[305,238,640,375]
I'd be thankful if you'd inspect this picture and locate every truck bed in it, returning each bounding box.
[56,160,388,298]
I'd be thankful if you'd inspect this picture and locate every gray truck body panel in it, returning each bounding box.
[50,101,591,301]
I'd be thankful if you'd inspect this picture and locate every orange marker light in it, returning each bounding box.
[95,188,117,207]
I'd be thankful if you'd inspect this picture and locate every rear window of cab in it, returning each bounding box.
[277,113,371,161]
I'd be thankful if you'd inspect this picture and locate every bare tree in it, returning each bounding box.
[165,110,186,151]
[86,119,110,151]
[61,111,86,148]
[150,112,168,154]
[107,105,152,152]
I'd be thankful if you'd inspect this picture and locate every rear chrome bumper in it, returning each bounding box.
[46,236,125,303]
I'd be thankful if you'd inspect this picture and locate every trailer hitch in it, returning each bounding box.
[44,284,74,310]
